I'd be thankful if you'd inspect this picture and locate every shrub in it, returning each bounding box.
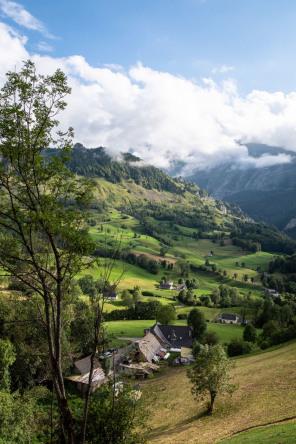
[142,291,154,296]
[177,313,188,320]
[227,338,254,357]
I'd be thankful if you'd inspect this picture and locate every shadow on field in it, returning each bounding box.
[148,410,208,440]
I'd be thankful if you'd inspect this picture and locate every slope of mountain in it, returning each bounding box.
[186,143,296,238]
[44,143,296,254]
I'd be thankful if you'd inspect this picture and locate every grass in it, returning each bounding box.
[221,420,296,443]
[141,340,296,444]
[106,318,251,343]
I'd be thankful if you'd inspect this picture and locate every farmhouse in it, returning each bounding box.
[103,292,119,300]
[176,283,187,291]
[160,281,174,290]
[67,355,108,394]
[135,332,163,363]
[146,322,193,349]
[220,313,238,324]
[266,288,279,297]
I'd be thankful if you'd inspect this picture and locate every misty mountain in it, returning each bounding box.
[186,143,296,238]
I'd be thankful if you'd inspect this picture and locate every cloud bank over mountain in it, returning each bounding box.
[1,21,296,172]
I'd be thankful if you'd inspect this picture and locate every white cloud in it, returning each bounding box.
[212,65,234,74]
[0,22,28,84]
[36,41,54,52]
[0,0,54,38]
[1,23,296,173]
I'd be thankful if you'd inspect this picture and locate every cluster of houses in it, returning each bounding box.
[160,281,187,291]
[119,323,194,376]
[67,322,194,393]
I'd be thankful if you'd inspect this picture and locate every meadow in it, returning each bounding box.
[73,209,276,347]
[105,319,248,343]
[141,340,296,444]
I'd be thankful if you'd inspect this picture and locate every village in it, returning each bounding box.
[66,278,251,396]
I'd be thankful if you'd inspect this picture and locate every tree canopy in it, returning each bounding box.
[187,344,236,413]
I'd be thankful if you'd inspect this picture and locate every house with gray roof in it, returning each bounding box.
[67,355,108,394]
[220,313,238,323]
[103,292,119,300]
[145,322,193,349]
[135,332,163,363]
[160,281,174,290]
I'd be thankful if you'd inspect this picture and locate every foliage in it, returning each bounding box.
[105,300,162,321]
[187,344,236,413]
[243,324,257,343]
[0,339,15,391]
[204,330,220,347]
[86,382,148,444]
[0,60,96,442]
[187,308,207,342]
[156,304,176,325]
[227,338,254,357]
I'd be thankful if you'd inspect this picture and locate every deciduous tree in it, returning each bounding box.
[0,60,96,442]
[187,344,236,413]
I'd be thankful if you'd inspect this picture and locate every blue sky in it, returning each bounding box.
[1,0,296,170]
[3,0,296,94]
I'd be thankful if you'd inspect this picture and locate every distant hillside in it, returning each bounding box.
[186,143,296,238]
[43,143,296,255]
[46,143,185,195]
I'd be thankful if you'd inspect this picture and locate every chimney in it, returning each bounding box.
[171,330,177,342]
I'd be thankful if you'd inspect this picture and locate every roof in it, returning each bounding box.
[119,362,159,371]
[160,281,174,289]
[73,355,100,375]
[150,323,193,348]
[138,332,162,362]
[103,292,118,298]
[67,367,107,387]
[176,284,187,291]
[221,313,237,321]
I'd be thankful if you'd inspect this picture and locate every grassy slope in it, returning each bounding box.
[221,420,296,444]
[141,340,296,444]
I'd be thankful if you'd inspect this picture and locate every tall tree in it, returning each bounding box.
[156,304,176,325]
[0,61,96,442]
[187,308,207,342]
[187,344,236,413]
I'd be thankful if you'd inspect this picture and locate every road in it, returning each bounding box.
[111,342,133,373]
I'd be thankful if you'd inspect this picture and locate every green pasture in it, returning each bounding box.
[222,420,296,444]
[106,318,249,343]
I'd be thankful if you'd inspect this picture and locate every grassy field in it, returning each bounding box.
[141,340,296,444]
[221,420,296,444]
[106,318,249,343]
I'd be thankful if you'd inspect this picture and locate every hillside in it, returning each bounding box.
[45,143,296,254]
[186,143,296,238]
[142,341,296,444]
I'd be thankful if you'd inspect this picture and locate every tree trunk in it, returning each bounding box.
[209,392,216,413]
[80,303,102,443]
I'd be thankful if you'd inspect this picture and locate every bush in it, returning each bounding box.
[142,291,154,296]
[177,313,188,320]
[227,338,254,357]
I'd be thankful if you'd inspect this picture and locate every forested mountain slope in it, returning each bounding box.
[45,144,296,255]
[186,143,296,238]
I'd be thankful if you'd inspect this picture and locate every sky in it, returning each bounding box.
[1,0,296,172]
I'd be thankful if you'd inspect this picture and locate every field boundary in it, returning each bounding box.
[218,415,296,442]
